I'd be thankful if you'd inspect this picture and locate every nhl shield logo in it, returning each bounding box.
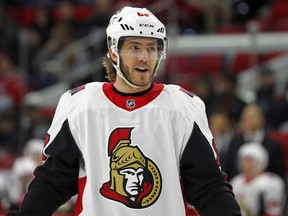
[126,99,135,109]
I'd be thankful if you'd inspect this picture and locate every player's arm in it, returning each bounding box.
[180,97,241,216]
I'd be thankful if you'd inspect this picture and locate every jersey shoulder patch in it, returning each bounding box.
[69,85,86,96]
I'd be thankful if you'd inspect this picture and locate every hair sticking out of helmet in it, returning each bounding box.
[106,6,167,88]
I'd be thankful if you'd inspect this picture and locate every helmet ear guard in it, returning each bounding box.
[110,45,118,59]
[106,41,118,62]
[158,37,167,59]
[107,45,119,69]
[111,46,117,54]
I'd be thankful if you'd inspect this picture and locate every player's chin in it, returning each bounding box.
[131,75,152,86]
[135,79,152,87]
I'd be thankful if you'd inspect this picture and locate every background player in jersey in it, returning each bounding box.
[6,6,242,216]
[230,143,286,216]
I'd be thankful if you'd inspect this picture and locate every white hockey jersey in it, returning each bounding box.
[21,82,239,216]
[230,172,286,216]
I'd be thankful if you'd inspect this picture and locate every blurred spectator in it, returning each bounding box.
[0,50,27,153]
[11,138,43,208]
[21,105,52,144]
[1,137,75,213]
[0,51,27,111]
[0,2,20,65]
[210,74,246,126]
[53,0,86,38]
[25,6,55,90]
[0,169,20,212]
[87,0,112,29]
[9,158,38,209]
[29,6,54,50]
[230,143,286,216]
[193,75,214,116]
[22,138,44,165]
[224,103,286,181]
[83,0,112,83]
[31,23,77,87]
[0,110,20,153]
[209,111,234,170]
[256,67,288,130]
[0,138,43,212]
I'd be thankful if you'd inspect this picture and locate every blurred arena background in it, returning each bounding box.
[0,0,288,215]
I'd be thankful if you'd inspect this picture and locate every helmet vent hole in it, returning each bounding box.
[120,24,134,30]
[151,32,153,35]
[118,17,122,22]
[157,27,165,33]
[140,31,142,34]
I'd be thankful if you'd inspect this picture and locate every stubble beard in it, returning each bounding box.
[121,64,154,88]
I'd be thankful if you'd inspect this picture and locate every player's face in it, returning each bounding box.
[119,37,158,88]
[240,105,264,133]
[238,156,259,176]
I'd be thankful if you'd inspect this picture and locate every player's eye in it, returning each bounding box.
[146,47,154,52]
[130,45,140,50]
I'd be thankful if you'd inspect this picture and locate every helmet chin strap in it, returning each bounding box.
[109,48,141,89]
[109,47,164,89]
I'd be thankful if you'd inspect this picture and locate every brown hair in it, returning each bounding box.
[102,54,117,82]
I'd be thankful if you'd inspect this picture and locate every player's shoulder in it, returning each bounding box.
[261,172,285,184]
[163,84,203,105]
[62,82,103,99]
[58,82,104,115]
[164,84,192,97]
[161,84,207,119]
[252,173,283,189]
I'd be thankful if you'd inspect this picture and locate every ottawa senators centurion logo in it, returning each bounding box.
[100,127,162,208]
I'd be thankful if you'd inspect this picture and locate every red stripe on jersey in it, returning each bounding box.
[69,85,85,96]
[212,139,221,167]
[73,176,87,216]
[42,134,50,161]
[102,82,164,111]
[179,87,195,98]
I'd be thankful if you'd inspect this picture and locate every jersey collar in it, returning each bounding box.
[103,82,164,111]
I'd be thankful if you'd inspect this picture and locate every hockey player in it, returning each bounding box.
[230,143,286,216]
[6,6,241,216]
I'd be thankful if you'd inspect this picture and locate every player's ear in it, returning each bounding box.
[109,47,118,62]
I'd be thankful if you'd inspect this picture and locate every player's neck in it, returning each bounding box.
[244,170,261,181]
